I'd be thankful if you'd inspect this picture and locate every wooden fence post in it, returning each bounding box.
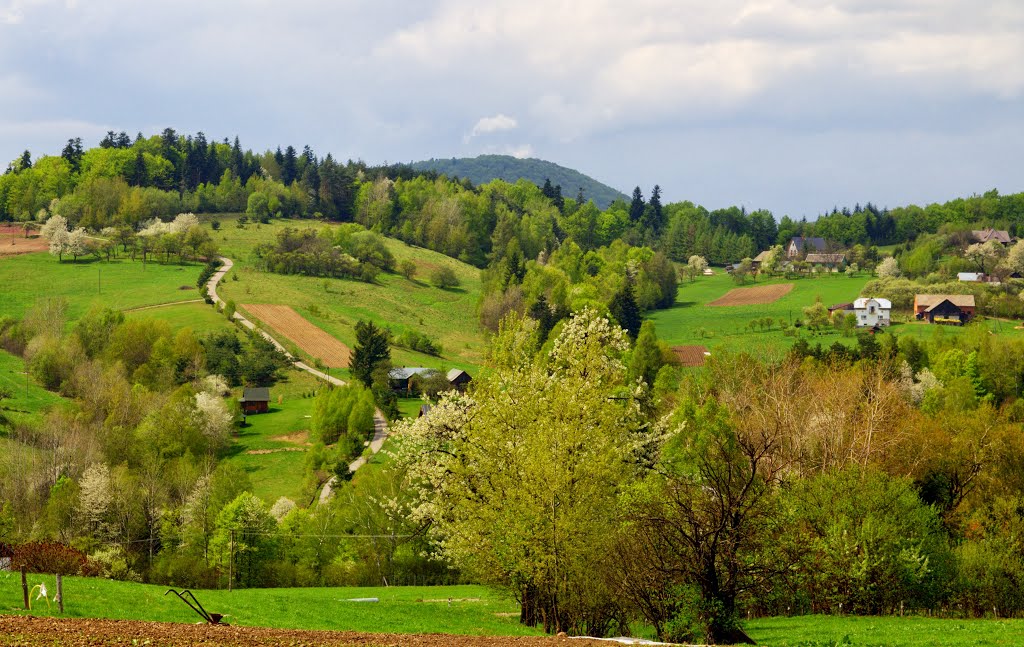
[21,568,28,610]
[56,574,63,613]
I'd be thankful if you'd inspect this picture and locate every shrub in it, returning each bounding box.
[431,265,460,289]
[393,329,442,356]
[399,259,417,280]
[11,541,98,576]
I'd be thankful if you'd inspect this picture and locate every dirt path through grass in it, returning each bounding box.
[207,257,390,495]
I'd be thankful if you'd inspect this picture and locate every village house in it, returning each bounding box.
[957,272,984,283]
[913,294,976,325]
[787,236,827,259]
[971,228,1013,245]
[240,387,270,415]
[805,252,847,272]
[446,368,473,392]
[389,367,474,394]
[852,297,891,327]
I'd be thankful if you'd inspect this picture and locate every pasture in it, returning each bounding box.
[650,272,872,355]
[212,217,486,373]
[0,252,206,322]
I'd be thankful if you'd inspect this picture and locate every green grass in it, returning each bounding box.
[221,371,323,504]
[649,273,873,355]
[0,350,65,428]
[0,572,539,636]
[397,397,426,419]
[214,217,485,372]
[0,252,206,322]
[127,301,234,335]
[748,613,1024,646]
[4,571,1023,643]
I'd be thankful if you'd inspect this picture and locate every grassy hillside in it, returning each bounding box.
[213,218,486,373]
[0,252,205,322]
[649,272,872,355]
[650,272,1024,357]
[410,155,627,209]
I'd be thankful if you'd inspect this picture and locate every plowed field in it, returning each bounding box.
[0,616,607,647]
[707,283,793,306]
[671,345,709,367]
[0,228,47,257]
[242,304,350,367]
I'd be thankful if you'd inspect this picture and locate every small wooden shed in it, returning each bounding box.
[240,387,270,415]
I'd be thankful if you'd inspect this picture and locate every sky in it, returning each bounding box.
[1,0,1022,219]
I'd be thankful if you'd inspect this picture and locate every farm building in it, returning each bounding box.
[389,367,474,394]
[957,272,984,282]
[971,228,1013,244]
[751,250,771,268]
[787,236,827,258]
[446,369,473,391]
[913,294,976,325]
[852,297,891,327]
[389,367,437,394]
[240,387,270,415]
[805,253,846,271]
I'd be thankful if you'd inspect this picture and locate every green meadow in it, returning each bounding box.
[0,252,206,322]
[649,272,1024,356]
[0,572,538,636]
[0,350,65,428]
[649,272,872,355]
[3,571,1024,644]
[212,217,486,372]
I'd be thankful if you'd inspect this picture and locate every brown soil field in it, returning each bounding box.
[707,283,794,306]
[671,345,709,367]
[0,232,47,257]
[242,304,351,368]
[0,616,608,647]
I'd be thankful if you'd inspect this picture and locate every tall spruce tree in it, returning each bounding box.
[350,320,391,387]
[629,186,645,223]
[609,278,641,340]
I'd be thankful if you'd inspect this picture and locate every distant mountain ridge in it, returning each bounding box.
[410,155,628,209]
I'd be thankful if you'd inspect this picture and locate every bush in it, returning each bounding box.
[393,329,442,356]
[399,259,417,280]
[431,265,460,289]
[11,541,98,576]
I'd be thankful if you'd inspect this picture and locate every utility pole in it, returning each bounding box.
[228,529,234,592]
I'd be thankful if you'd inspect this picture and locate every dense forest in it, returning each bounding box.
[409,154,628,209]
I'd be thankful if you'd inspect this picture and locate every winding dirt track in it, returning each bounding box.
[0,616,608,647]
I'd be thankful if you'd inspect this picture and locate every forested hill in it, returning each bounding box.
[410,155,627,209]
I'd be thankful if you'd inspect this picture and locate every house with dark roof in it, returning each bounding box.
[446,368,472,392]
[913,294,976,325]
[240,387,270,415]
[787,236,827,258]
[388,367,438,394]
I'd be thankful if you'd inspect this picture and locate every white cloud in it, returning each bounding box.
[469,114,517,138]
[505,144,533,159]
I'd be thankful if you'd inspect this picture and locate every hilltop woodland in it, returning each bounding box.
[4,133,1024,643]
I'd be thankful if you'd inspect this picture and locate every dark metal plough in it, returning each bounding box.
[164,588,229,625]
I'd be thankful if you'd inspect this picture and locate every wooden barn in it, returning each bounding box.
[913,294,976,325]
[240,387,270,415]
[446,369,473,392]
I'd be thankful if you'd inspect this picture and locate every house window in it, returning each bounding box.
[861,315,866,320]
[869,306,875,314]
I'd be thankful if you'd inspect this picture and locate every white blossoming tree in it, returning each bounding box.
[876,256,901,278]
[41,215,70,261]
[394,308,660,635]
[195,391,233,448]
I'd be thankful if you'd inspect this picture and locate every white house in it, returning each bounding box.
[853,297,891,327]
